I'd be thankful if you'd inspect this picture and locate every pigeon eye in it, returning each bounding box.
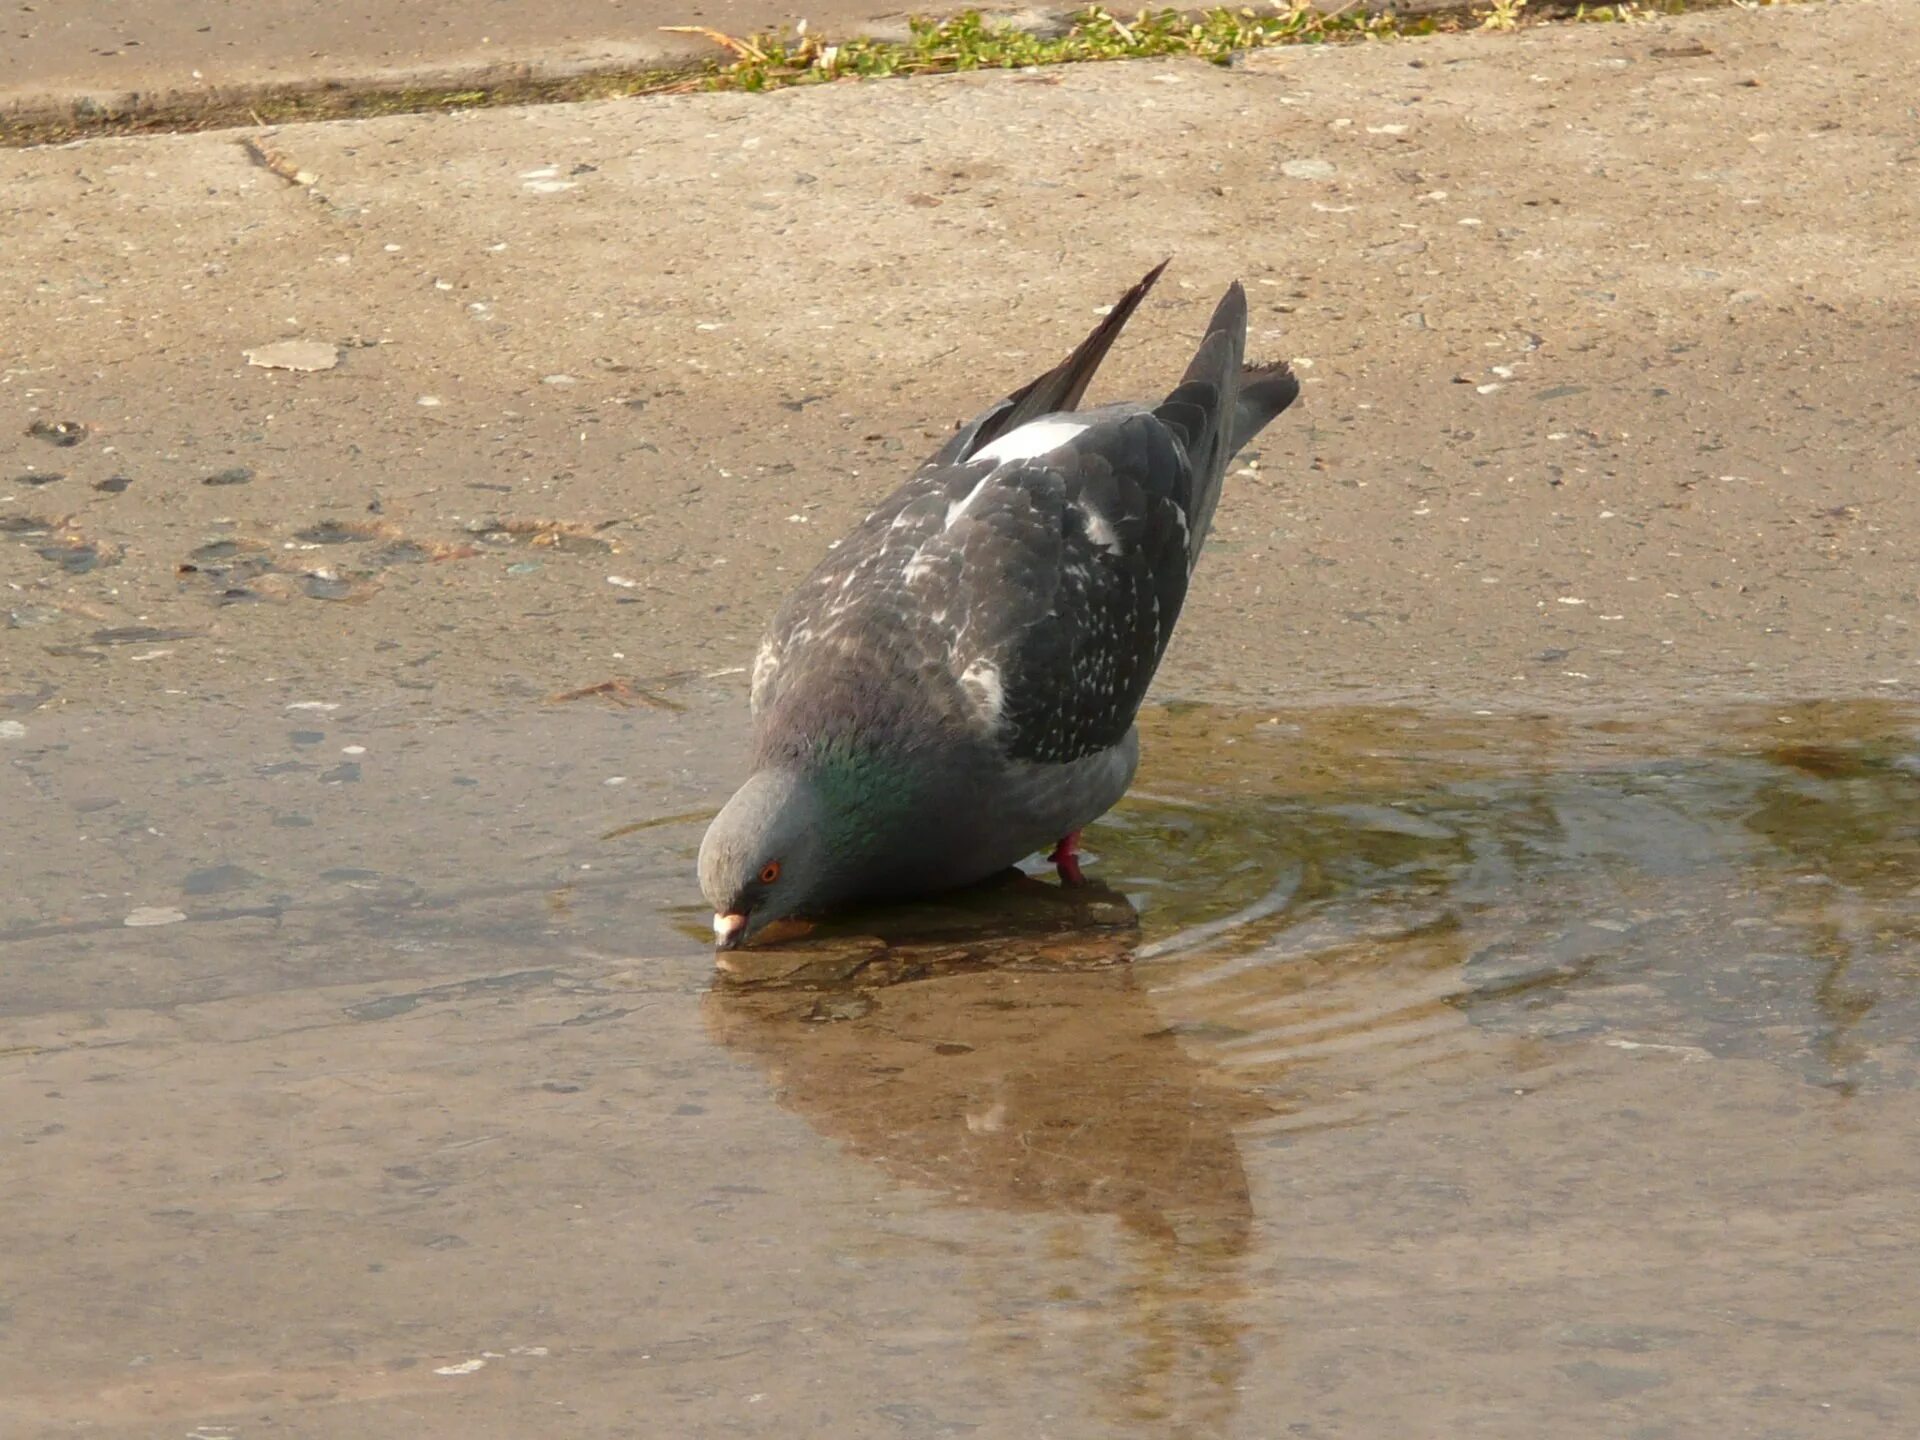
[759,861,782,885]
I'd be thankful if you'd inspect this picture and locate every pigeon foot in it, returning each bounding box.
[1049,830,1086,887]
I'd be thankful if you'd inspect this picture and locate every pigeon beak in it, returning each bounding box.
[713,912,749,950]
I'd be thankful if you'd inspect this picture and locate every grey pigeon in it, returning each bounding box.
[699,262,1299,948]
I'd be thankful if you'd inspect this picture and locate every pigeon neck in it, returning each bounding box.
[796,731,927,818]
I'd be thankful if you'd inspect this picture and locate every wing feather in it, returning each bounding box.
[754,409,1201,766]
[748,270,1299,766]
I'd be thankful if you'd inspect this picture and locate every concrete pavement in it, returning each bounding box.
[4,0,1916,717]
[1,0,1035,117]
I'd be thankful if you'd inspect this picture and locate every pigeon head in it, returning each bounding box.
[698,767,832,948]
[699,734,934,947]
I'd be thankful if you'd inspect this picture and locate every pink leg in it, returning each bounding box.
[1048,829,1085,887]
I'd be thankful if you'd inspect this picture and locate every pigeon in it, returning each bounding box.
[699,261,1299,948]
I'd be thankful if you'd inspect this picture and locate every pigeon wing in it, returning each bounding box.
[751,261,1169,722]
[907,411,1201,765]
[751,274,1298,755]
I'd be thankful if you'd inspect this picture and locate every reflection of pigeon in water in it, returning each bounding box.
[700,262,1299,948]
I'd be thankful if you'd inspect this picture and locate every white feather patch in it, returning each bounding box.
[1080,504,1123,556]
[959,658,1007,726]
[750,638,780,707]
[970,418,1088,466]
[943,419,1088,530]
[944,470,998,530]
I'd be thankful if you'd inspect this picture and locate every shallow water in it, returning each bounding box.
[1116,703,1920,1098]
[4,694,1918,1436]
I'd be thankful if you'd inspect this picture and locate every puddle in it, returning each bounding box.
[25,419,88,448]
[292,519,379,545]
[177,532,416,605]
[710,699,1919,1095]
[33,539,115,574]
[463,515,619,553]
[2,694,1917,1435]
[1108,702,1920,1098]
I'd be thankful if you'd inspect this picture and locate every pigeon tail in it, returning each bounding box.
[1151,282,1251,565]
[930,258,1170,466]
[1229,359,1301,458]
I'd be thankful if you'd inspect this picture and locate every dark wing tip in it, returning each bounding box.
[1133,256,1176,302]
[1046,257,1174,410]
[948,260,1176,464]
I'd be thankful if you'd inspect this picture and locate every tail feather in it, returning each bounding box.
[1230,360,1301,457]
[932,268,1301,571]
[1152,282,1251,565]
[930,259,1169,467]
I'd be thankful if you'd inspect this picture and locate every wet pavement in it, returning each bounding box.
[6,694,1918,1436]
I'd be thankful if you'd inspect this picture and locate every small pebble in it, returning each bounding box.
[245,340,340,372]
[124,906,187,927]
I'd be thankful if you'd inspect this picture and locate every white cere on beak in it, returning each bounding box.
[714,912,747,945]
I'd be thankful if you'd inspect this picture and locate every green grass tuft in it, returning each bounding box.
[0,0,1782,147]
[677,4,1416,93]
